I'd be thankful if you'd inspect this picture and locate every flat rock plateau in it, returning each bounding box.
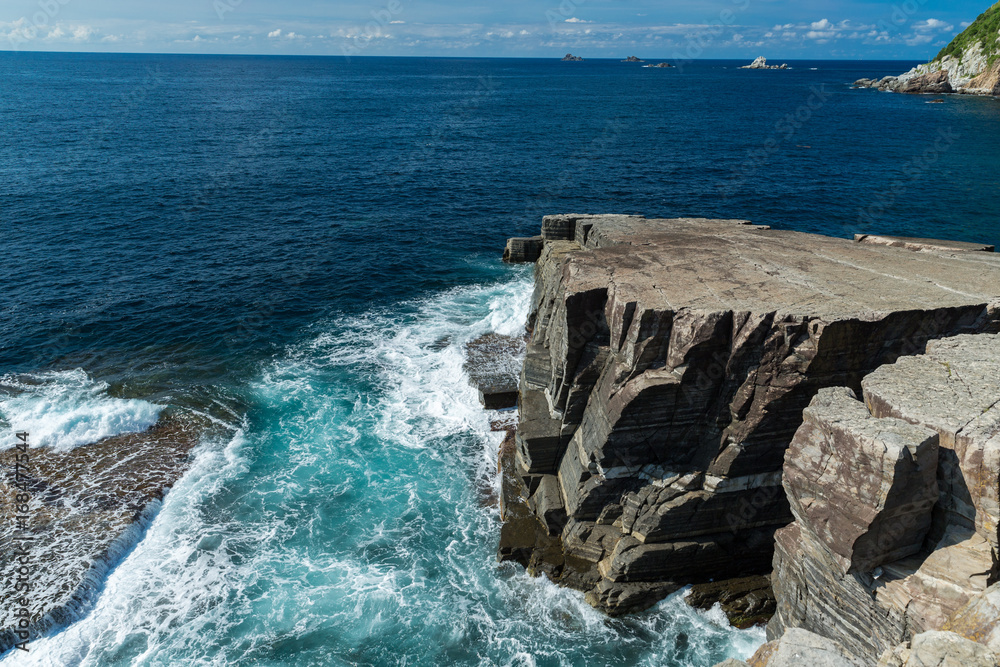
[495,214,1000,664]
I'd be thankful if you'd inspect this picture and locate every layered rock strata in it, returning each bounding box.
[769,334,1000,663]
[0,415,206,652]
[500,214,1000,616]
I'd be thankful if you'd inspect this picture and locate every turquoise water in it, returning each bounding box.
[3,53,1000,665]
[4,276,764,665]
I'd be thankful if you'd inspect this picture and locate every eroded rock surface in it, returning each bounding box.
[500,214,1000,616]
[877,631,1000,667]
[771,334,1000,663]
[0,415,206,652]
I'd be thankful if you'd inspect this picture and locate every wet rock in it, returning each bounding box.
[0,415,207,653]
[686,575,776,629]
[463,333,526,410]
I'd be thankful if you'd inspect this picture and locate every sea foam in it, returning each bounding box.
[0,369,163,451]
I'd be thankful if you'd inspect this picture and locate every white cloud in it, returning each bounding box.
[914,19,953,32]
[267,28,281,38]
[72,25,94,41]
[810,19,832,31]
[564,18,591,23]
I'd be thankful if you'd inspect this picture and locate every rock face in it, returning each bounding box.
[740,57,789,70]
[877,631,1000,667]
[561,53,583,62]
[622,56,644,62]
[0,416,206,653]
[503,236,544,263]
[770,334,1000,663]
[500,214,1000,617]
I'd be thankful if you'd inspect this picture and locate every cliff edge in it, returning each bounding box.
[500,214,1000,624]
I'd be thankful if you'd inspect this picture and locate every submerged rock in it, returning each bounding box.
[0,415,207,652]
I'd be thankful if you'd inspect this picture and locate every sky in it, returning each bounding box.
[0,0,993,59]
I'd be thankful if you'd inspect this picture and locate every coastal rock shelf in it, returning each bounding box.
[500,214,1000,617]
[0,416,206,653]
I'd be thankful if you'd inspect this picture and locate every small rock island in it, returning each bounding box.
[561,53,584,62]
[740,56,789,70]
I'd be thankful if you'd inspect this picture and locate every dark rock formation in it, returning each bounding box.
[900,70,953,94]
[685,575,776,629]
[770,334,1000,663]
[504,236,544,264]
[561,54,583,62]
[500,214,1000,617]
[0,415,207,653]
[464,333,526,409]
[622,56,644,62]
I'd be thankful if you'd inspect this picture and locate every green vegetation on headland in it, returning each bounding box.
[935,1,1000,65]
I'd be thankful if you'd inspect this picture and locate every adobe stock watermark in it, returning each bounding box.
[214,0,244,21]
[721,84,833,198]
[671,0,752,73]
[857,127,959,227]
[340,0,403,60]
[546,0,587,27]
[8,431,34,653]
[7,0,72,48]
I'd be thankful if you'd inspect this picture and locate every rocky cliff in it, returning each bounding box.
[500,214,1000,623]
[765,333,1000,664]
[855,2,1000,95]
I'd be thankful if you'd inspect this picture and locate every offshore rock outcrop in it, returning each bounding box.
[500,214,1000,617]
[768,334,1000,664]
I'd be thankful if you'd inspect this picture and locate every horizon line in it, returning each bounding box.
[0,49,924,62]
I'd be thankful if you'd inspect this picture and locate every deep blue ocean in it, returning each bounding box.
[1,53,999,666]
